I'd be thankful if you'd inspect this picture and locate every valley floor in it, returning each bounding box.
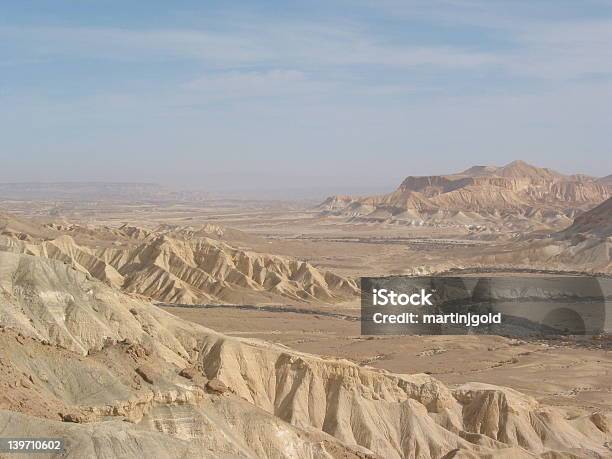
[1,194,611,457]
[164,304,612,414]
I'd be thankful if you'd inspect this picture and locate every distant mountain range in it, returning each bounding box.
[0,182,209,202]
[317,160,611,231]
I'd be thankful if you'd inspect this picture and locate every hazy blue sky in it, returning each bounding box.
[1,0,611,191]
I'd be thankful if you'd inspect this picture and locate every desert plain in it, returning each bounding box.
[0,161,611,458]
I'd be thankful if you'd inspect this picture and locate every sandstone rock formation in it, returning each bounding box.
[559,197,612,239]
[0,217,358,305]
[318,161,611,231]
[0,250,610,458]
[475,197,612,274]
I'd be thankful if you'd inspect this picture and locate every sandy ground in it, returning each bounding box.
[5,198,611,416]
[1,199,489,277]
[163,304,612,414]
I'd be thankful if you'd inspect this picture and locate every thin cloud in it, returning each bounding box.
[3,15,611,82]
[507,20,612,78]
[1,2,610,185]
[0,24,498,70]
[184,69,314,98]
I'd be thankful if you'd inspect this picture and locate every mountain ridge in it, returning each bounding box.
[317,161,611,230]
[0,214,358,305]
[0,250,609,458]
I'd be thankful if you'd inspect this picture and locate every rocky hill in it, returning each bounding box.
[318,161,611,231]
[599,174,612,185]
[0,211,57,241]
[559,197,612,239]
[0,216,358,305]
[0,250,610,458]
[473,197,612,273]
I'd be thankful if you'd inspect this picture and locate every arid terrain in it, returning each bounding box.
[0,161,611,458]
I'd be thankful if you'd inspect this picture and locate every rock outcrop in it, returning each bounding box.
[0,251,610,458]
[0,219,358,305]
[318,161,611,231]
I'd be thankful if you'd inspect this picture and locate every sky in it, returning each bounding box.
[1,0,611,193]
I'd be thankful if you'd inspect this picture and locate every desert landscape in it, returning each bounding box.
[3,1,612,456]
[0,160,611,458]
